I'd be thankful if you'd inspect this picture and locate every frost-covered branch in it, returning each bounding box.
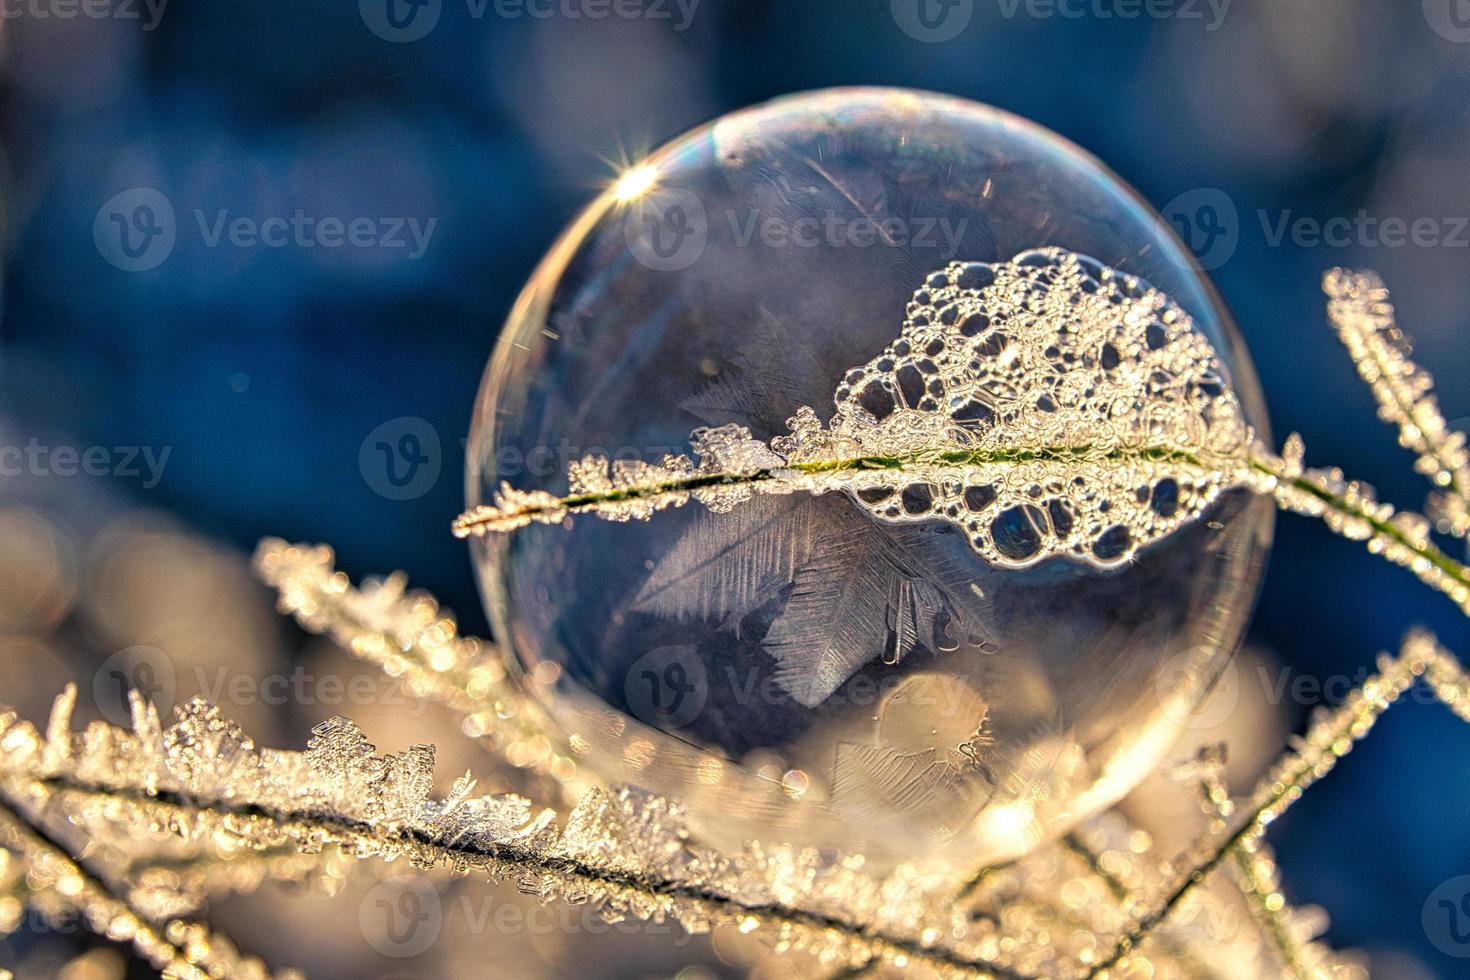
[1186,746,1318,980]
[1324,269,1470,537]
[254,539,586,803]
[0,686,1036,979]
[1251,437,1470,615]
[457,250,1260,575]
[452,251,1470,621]
[0,774,296,980]
[1,666,1382,980]
[1086,631,1464,978]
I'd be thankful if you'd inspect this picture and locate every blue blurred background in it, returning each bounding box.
[3,0,1470,975]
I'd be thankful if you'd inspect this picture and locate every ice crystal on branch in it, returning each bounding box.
[19,546,1470,978]
[456,249,1263,569]
[1324,268,1470,537]
[254,538,587,804]
[1257,434,1470,615]
[1,660,1415,980]
[0,761,300,980]
[457,250,1470,626]
[1087,631,1469,979]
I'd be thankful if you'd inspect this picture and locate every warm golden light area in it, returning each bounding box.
[610,163,659,202]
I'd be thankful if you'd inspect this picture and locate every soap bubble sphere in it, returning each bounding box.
[467,88,1272,867]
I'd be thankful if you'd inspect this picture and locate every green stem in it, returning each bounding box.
[461,441,1470,623]
[1247,455,1470,610]
[456,444,1213,534]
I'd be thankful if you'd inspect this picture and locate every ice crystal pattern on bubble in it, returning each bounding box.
[456,248,1257,571]
[636,316,999,707]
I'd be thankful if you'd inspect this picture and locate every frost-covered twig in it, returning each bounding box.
[457,250,1260,574]
[254,539,585,802]
[1086,631,1463,977]
[0,686,1039,980]
[1324,269,1470,537]
[1184,746,1317,980]
[1250,437,1470,615]
[1,674,1376,980]
[0,778,296,980]
[453,251,1470,621]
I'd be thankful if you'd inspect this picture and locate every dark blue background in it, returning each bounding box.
[4,0,1469,973]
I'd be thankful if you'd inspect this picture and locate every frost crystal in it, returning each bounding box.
[456,249,1258,570]
[5,659,1418,979]
[459,253,1470,624]
[791,248,1254,568]
[1324,268,1470,538]
[633,495,996,707]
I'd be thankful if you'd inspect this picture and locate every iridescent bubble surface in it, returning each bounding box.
[468,88,1272,866]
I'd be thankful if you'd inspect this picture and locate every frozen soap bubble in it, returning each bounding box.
[465,88,1272,867]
